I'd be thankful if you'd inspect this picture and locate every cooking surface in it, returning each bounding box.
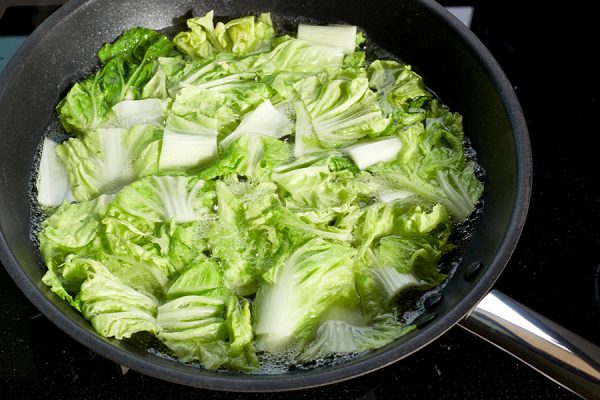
[0,1,598,398]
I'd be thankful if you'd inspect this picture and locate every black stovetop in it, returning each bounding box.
[1,1,598,399]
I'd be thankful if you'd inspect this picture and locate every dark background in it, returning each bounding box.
[1,1,598,398]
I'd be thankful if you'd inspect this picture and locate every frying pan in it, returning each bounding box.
[0,0,599,397]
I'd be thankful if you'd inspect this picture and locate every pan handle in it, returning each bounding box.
[459,289,600,400]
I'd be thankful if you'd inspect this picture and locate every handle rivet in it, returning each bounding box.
[414,312,437,329]
[424,292,443,309]
[463,261,483,281]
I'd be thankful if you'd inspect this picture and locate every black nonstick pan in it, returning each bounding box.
[0,0,598,397]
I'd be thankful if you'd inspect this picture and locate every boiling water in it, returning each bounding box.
[28,14,485,375]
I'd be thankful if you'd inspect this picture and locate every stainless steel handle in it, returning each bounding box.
[459,289,600,399]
